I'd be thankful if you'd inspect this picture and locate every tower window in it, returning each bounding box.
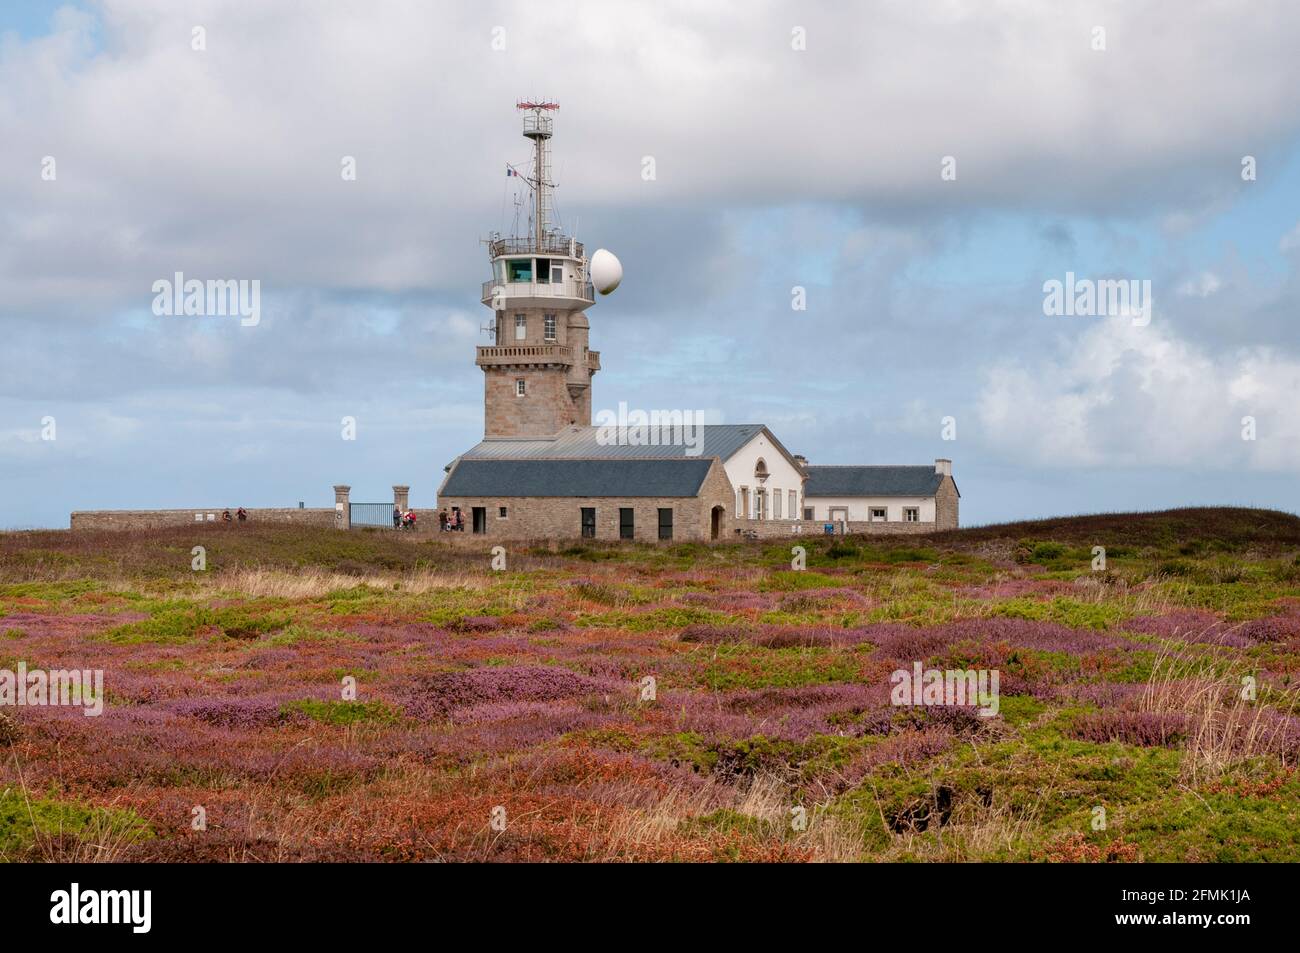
[515,379,526,397]
[544,314,556,341]
[515,314,526,341]
[507,260,532,282]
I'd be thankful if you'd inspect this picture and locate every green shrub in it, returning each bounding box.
[282,699,399,726]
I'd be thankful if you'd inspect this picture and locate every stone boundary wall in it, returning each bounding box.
[69,509,949,538]
[70,508,336,531]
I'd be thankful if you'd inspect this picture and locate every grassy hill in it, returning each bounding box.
[1,507,1297,861]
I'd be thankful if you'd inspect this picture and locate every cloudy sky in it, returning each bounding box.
[3,0,1299,529]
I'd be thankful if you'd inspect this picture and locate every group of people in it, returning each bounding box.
[221,508,248,523]
[389,507,465,531]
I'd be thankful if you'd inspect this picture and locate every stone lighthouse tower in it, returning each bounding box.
[477,101,600,438]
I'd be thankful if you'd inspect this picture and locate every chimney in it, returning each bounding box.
[793,454,808,467]
[935,458,952,477]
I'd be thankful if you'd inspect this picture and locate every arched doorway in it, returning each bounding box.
[710,505,725,540]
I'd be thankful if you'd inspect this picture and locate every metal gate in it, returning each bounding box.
[350,502,396,528]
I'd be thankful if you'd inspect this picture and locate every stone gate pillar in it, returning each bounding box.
[393,485,410,512]
[333,485,351,530]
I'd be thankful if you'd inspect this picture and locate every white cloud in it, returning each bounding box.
[1177,271,1222,297]
[1281,221,1300,253]
[977,316,1300,471]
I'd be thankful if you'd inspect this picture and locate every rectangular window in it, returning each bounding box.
[658,508,673,540]
[581,507,596,538]
[619,507,634,539]
[803,507,814,520]
[773,489,783,519]
[736,489,743,518]
[507,260,532,282]
[755,489,766,520]
[550,260,564,283]
[870,507,887,521]
[536,258,550,282]
[544,314,557,341]
[515,379,526,397]
[904,507,919,522]
[498,507,508,519]
[790,490,798,519]
[515,314,526,340]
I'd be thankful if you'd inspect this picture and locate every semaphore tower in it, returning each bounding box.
[477,101,601,438]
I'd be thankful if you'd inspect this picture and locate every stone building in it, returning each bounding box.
[434,104,962,542]
[439,423,805,540]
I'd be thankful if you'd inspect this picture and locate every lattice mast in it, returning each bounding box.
[518,100,559,249]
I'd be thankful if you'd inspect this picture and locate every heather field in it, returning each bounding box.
[2,506,1299,863]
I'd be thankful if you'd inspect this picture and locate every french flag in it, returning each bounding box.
[506,166,517,177]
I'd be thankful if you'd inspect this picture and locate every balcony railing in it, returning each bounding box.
[481,278,595,305]
[474,344,602,371]
[488,235,584,258]
[475,344,574,367]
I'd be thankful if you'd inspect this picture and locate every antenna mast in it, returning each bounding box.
[517,100,559,250]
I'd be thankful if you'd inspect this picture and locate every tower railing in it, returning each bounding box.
[522,113,553,137]
[488,235,584,258]
[481,278,595,304]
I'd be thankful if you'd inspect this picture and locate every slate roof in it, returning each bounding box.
[440,458,714,498]
[460,424,782,463]
[804,465,947,498]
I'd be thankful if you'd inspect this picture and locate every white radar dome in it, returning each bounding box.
[590,249,623,295]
